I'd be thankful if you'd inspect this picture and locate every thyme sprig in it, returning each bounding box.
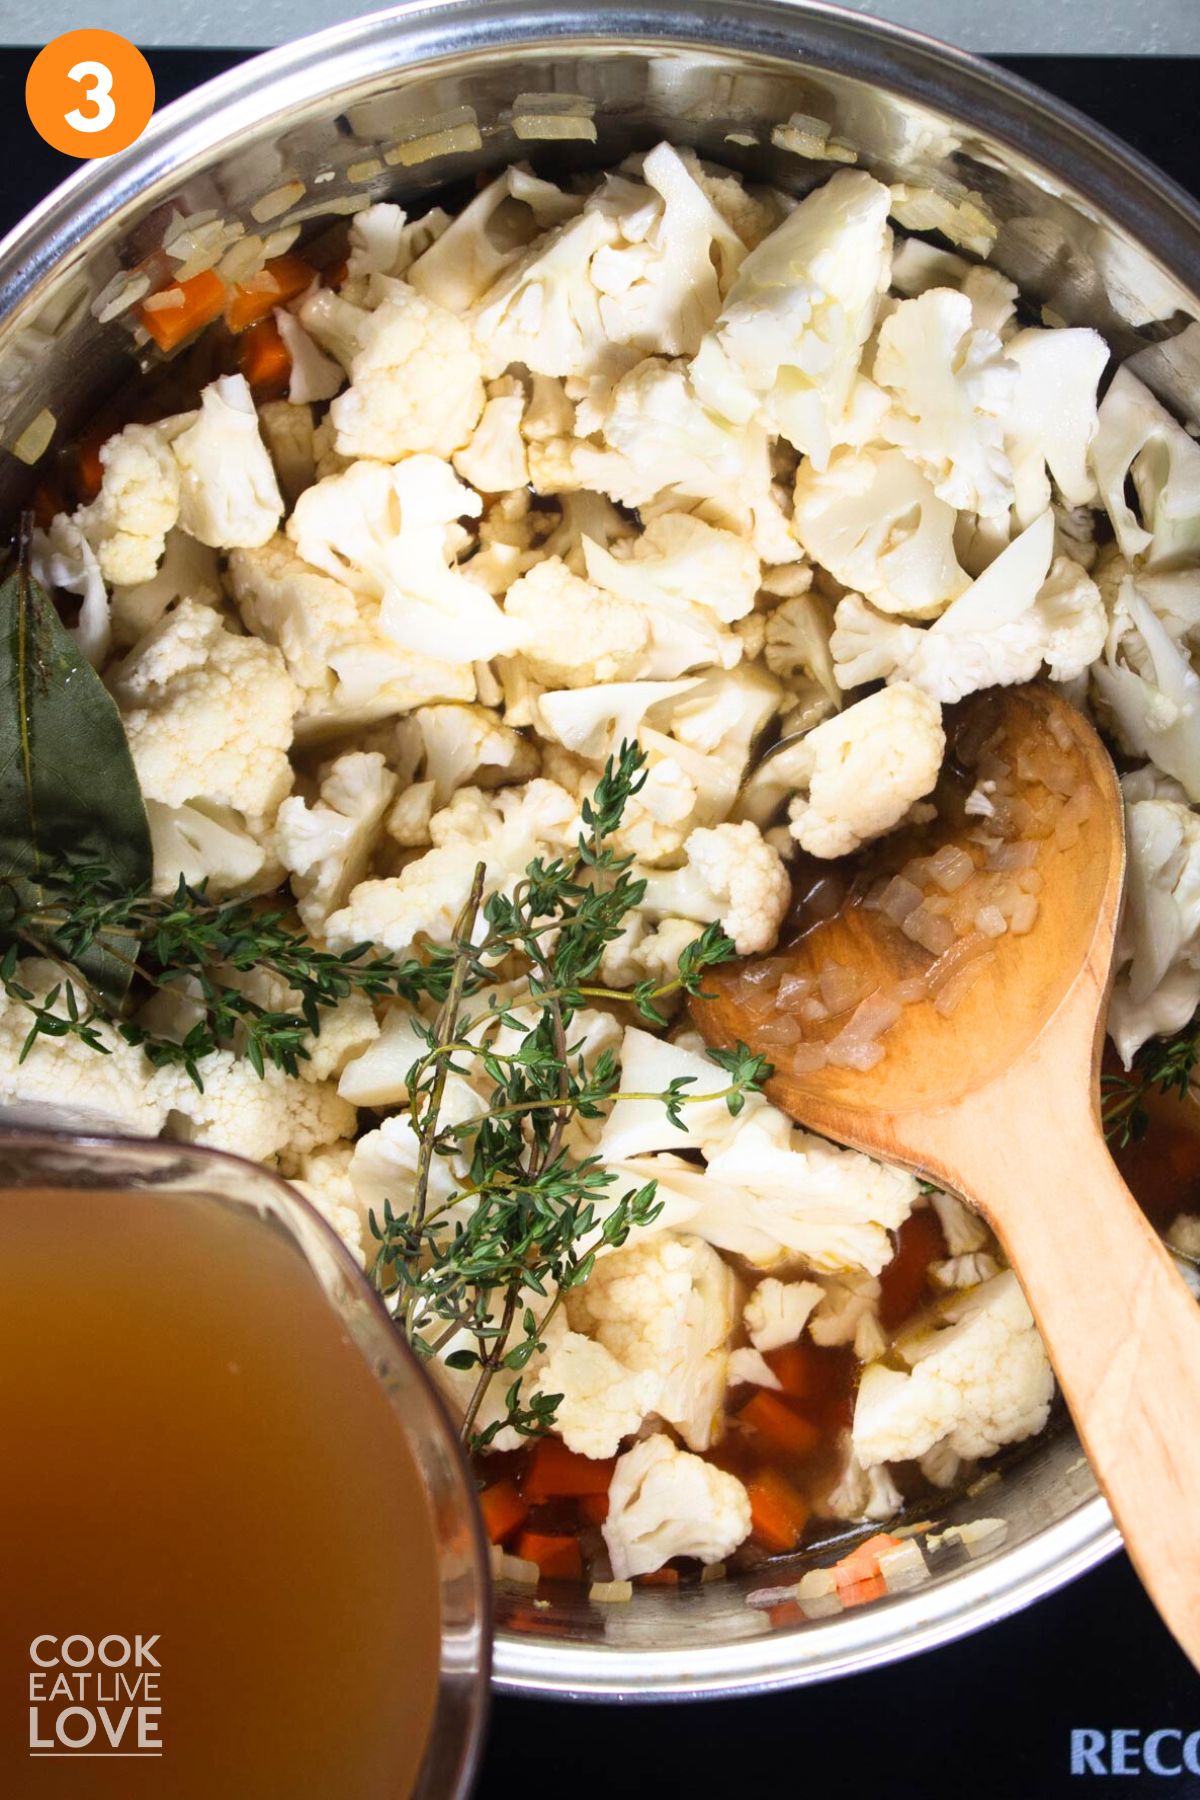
[1101,1017,1200,1149]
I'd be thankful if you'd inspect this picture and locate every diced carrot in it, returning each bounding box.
[739,1391,822,1459]
[830,1532,902,1590]
[76,434,107,502]
[765,1340,832,1402]
[514,1531,583,1581]
[839,1574,887,1609]
[879,1207,946,1329]
[521,1437,614,1502]
[636,1567,679,1587]
[478,1479,527,1546]
[239,317,291,394]
[323,258,349,288]
[767,1600,804,1628]
[578,1492,610,1526]
[747,1470,809,1554]
[226,254,316,331]
[140,269,226,351]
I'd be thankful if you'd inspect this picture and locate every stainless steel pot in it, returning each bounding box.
[2,0,1197,1700]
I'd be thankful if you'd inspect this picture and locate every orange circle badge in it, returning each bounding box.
[26,30,155,159]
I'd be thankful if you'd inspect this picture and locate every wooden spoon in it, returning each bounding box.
[693,682,1200,1666]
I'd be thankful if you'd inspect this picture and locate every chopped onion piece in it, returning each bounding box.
[491,1548,539,1585]
[881,876,923,926]
[800,998,829,1023]
[701,1563,727,1584]
[986,841,1038,872]
[776,972,813,1007]
[862,877,892,912]
[788,1043,829,1074]
[846,992,901,1037]
[1009,894,1039,935]
[975,905,1008,939]
[756,1015,804,1047]
[877,1538,930,1593]
[926,933,991,994]
[825,1035,886,1071]
[741,957,791,990]
[252,181,307,223]
[818,961,862,1012]
[11,408,56,464]
[895,977,929,1003]
[927,845,974,892]
[1018,869,1044,894]
[934,954,994,1015]
[731,976,777,1020]
[902,905,955,956]
[589,1580,633,1604]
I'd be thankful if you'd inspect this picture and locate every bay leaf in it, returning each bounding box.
[0,552,152,1006]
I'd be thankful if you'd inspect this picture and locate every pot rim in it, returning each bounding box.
[2,0,1173,1698]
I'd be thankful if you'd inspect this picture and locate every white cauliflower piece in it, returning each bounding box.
[809,1273,887,1361]
[890,238,1016,338]
[597,1026,766,1162]
[1108,766,1200,1065]
[930,1253,999,1290]
[786,682,945,858]
[108,598,297,820]
[504,557,650,686]
[821,1445,903,1524]
[72,422,180,585]
[408,165,582,313]
[170,374,283,548]
[536,677,700,759]
[344,201,451,291]
[791,447,968,619]
[744,1277,824,1352]
[229,534,474,731]
[691,169,893,467]
[1092,367,1200,567]
[453,377,530,493]
[931,1190,990,1256]
[470,205,623,379]
[411,702,536,806]
[728,1347,783,1390]
[637,821,790,954]
[832,509,1102,700]
[1093,570,1200,800]
[32,512,111,668]
[323,779,580,955]
[291,1143,371,1263]
[164,1051,355,1168]
[298,995,379,1083]
[145,798,267,896]
[110,527,222,648]
[566,1234,736,1451]
[873,288,1016,517]
[0,959,177,1135]
[301,279,484,460]
[530,1328,660,1460]
[287,457,519,664]
[276,751,397,931]
[853,1270,1054,1464]
[337,1004,427,1108]
[1004,326,1108,526]
[603,1434,752,1578]
[273,308,344,405]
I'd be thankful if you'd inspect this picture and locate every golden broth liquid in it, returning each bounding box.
[0,1188,440,1800]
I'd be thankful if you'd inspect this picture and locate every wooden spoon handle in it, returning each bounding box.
[945,1081,1200,1669]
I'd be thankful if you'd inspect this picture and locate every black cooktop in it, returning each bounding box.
[2,46,1198,1800]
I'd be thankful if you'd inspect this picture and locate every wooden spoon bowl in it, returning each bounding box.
[694,683,1200,1666]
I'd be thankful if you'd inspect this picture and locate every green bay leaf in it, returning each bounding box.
[0,557,152,1006]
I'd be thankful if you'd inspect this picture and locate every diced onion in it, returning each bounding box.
[589,1580,633,1604]
[877,1538,930,1592]
[756,1015,804,1047]
[788,1043,828,1074]
[926,845,974,893]
[775,972,813,1007]
[251,181,307,223]
[975,905,1008,939]
[818,961,862,1012]
[825,1036,885,1071]
[1009,894,1039,935]
[902,906,955,957]
[895,977,928,1003]
[491,1548,539,1585]
[934,954,994,1016]
[986,841,1038,872]
[925,933,991,995]
[881,876,923,926]
[11,408,56,464]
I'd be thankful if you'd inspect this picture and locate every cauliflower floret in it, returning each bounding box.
[690,169,893,468]
[164,1051,355,1169]
[637,821,790,954]
[228,533,474,731]
[287,458,519,666]
[1108,766,1200,1065]
[1091,366,1200,568]
[566,1234,736,1451]
[276,751,398,931]
[744,1276,824,1352]
[504,557,650,686]
[1004,326,1108,527]
[109,527,222,648]
[410,702,537,806]
[337,1004,428,1108]
[299,995,380,1083]
[536,676,701,760]
[809,1272,887,1361]
[32,512,111,669]
[0,959,177,1135]
[785,683,945,859]
[1093,569,1200,801]
[273,309,344,406]
[792,447,968,619]
[852,1271,1054,1464]
[602,1434,752,1578]
[530,1327,661,1460]
[930,1189,990,1256]
[344,200,452,293]
[453,377,530,493]
[820,1443,903,1523]
[301,279,484,460]
[408,165,583,313]
[145,798,267,896]
[71,421,180,585]
[323,779,580,955]
[470,205,624,379]
[170,374,283,549]
[291,1143,372,1263]
[890,238,1016,339]
[108,598,298,821]
[874,288,1016,517]
[674,148,786,252]
[832,510,1102,702]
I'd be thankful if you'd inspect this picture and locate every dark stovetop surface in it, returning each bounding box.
[2,45,1199,1800]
